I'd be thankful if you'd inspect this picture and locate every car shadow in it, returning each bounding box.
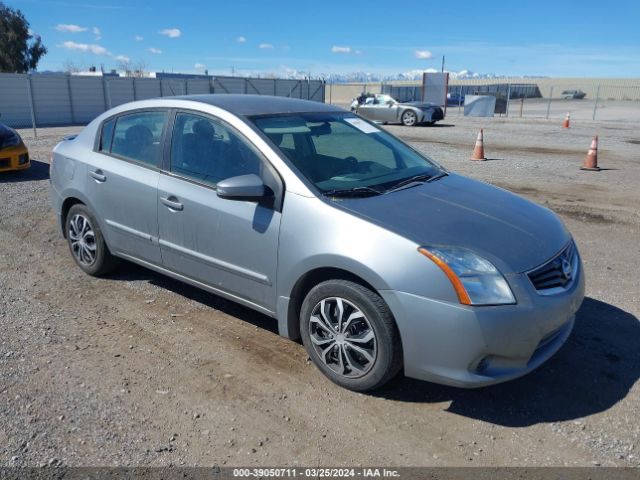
[373,297,640,426]
[104,262,639,426]
[0,159,50,183]
[107,262,279,335]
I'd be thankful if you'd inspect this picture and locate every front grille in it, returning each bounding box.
[528,241,578,294]
[0,158,10,169]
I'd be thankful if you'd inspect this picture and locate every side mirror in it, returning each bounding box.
[216,174,272,201]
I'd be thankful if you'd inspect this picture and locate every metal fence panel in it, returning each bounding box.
[106,78,134,107]
[381,85,423,102]
[69,76,105,124]
[161,79,186,96]
[245,78,275,95]
[0,72,325,130]
[134,78,161,100]
[213,76,247,94]
[275,79,300,97]
[185,79,210,94]
[0,73,31,128]
[308,81,325,103]
[31,74,73,126]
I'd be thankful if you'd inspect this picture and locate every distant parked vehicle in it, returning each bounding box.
[446,92,464,106]
[561,90,586,100]
[351,93,444,126]
[0,121,30,173]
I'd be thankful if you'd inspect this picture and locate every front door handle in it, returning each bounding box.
[90,169,106,182]
[160,196,184,211]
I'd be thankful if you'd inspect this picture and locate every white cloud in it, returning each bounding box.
[55,24,88,33]
[134,35,144,41]
[259,43,274,49]
[58,40,110,56]
[236,36,246,43]
[148,47,162,54]
[354,50,363,55]
[194,63,206,70]
[414,50,433,59]
[115,55,130,63]
[331,46,351,54]
[92,26,101,40]
[159,28,181,38]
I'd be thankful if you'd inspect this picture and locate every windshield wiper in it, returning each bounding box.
[425,171,448,183]
[385,173,435,193]
[323,186,383,197]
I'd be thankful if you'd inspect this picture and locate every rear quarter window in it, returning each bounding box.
[98,119,115,152]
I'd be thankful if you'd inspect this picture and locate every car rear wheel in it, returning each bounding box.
[300,280,403,391]
[65,204,119,276]
[401,110,418,126]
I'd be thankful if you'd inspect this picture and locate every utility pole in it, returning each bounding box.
[441,56,445,73]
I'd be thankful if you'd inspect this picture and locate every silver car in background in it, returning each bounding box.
[50,95,584,391]
[351,93,444,126]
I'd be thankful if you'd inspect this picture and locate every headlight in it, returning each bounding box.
[418,246,515,305]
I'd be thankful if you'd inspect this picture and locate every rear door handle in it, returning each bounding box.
[160,196,184,211]
[90,169,106,182]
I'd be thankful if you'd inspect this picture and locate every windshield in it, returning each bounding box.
[0,123,20,149]
[252,112,442,193]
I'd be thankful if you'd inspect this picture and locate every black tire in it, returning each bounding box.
[65,204,119,276]
[401,110,418,126]
[300,280,403,391]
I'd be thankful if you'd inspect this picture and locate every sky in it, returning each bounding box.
[10,0,640,77]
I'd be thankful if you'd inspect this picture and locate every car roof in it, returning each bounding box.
[171,94,344,116]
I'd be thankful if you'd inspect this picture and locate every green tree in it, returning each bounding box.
[0,2,47,73]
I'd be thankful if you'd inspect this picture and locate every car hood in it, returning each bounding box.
[402,101,441,109]
[332,173,570,274]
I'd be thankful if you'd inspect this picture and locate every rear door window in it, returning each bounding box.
[110,111,167,167]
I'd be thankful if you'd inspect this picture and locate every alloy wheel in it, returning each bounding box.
[402,111,417,126]
[308,297,377,378]
[68,214,97,266]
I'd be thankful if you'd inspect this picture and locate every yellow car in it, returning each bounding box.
[0,122,30,172]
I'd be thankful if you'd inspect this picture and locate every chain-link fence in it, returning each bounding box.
[325,80,640,123]
[446,83,640,122]
[0,73,326,136]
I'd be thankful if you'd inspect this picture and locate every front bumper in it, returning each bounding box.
[380,257,585,388]
[0,144,30,172]
[422,108,444,123]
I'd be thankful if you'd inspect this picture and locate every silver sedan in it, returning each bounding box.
[351,93,444,126]
[50,95,584,391]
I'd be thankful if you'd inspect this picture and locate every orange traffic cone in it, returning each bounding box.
[581,136,601,171]
[563,113,571,129]
[470,129,486,161]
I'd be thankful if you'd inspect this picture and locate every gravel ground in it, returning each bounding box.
[1,115,639,468]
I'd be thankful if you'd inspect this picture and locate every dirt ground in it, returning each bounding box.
[1,114,639,468]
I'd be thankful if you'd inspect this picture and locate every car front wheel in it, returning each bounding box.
[65,204,119,276]
[300,280,403,391]
[401,110,418,126]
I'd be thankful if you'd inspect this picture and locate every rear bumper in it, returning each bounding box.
[380,257,585,388]
[49,179,64,237]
